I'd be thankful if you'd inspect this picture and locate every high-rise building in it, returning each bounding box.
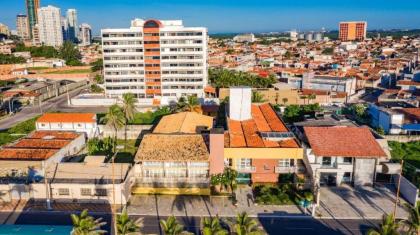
[0,23,10,36]
[26,0,40,39]
[32,24,40,45]
[16,14,30,40]
[37,5,63,47]
[339,21,367,41]
[66,9,78,43]
[102,19,208,106]
[79,23,92,46]
[61,17,68,41]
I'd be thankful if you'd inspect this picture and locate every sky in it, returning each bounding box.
[1,0,420,35]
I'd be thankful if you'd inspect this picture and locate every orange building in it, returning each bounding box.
[339,21,367,41]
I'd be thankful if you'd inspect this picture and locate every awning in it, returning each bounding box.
[381,163,402,174]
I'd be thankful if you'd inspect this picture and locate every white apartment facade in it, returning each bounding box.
[37,5,63,47]
[102,19,208,106]
[16,14,30,40]
[79,23,92,46]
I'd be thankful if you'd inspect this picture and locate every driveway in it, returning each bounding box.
[318,185,409,219]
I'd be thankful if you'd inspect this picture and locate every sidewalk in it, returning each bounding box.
[128,186,309,217]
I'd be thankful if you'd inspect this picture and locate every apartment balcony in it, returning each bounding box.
[136,177,209,188]
[236,166,256,173]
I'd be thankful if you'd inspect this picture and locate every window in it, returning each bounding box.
[322,157,332,166]
[343,157,352,164]
[80,188,92,196]
[95,189,107,196]
[278,159,291,167]
[58,188,69,196]
[238,158,251,168]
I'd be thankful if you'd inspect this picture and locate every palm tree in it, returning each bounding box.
[282,98,288,106]
[404,203,420,235]
[160,216,188,235]
[116,208,143,235]
[201,216,228,235]
[102,104,125,153]
[121,93,137,150]
[307,94,316,104]
[300,95,307,105]
[366,214,399,235]
[186,96,201,113]
[229,212,265,235]
[71,209,107,235]
[224,167,238,193]
[251,91,266,103]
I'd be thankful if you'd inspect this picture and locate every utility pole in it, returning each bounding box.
[66,82,71,106]
[393,159,404,221]
[42,161,52,210]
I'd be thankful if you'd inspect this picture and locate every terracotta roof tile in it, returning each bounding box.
[37,113,96,123]
[304,127,387,158]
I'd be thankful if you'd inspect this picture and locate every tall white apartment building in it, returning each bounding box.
[16,14,30,40]
[79,23,92,46]
[102,19,208,106]
[66,9,78,43]
[37,5,63,47]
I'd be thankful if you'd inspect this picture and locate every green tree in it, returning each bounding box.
[224,167,238,193]
[404,203,420,235]
[366,214,399,235]
[121,93,137,150]
[0,54,26,64]
[283,105,302,123]
[94,74,104,84]
[102,105,125,153]
[251,91,266,103]
[160,216,188,235]
[322,47,334,55]
[201,217,228,235]
[230,212,265,235]
[90,59,103,72]
[59,41,82,66]
[282,98,288,106]
[307,94,316,104]
[71,209,107,235]
[116,208,143,235]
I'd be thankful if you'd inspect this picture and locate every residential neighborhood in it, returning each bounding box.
[0,1,419,235]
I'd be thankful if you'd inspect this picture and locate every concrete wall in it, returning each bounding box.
[383,135,420,143]
[209,132,225,175]
[98,124,152,139]
[354,158,376,187]
[393,174,419,206]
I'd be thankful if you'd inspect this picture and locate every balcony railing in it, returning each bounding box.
[275,166,296,173]
[236,166,256,173]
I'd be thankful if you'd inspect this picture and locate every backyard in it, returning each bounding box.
[86,137,139,163]
[389,141,420,187]
[0,116,38,146]
[97,107,170,125]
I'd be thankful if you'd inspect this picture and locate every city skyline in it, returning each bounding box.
[0,0,420,35]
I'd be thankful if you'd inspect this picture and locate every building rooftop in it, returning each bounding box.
[136,134,209,162]
[304,126,387,158]
[153,112,213,134]
[37,113,96,123]
[46,163,131,184]
[226,103,299,148]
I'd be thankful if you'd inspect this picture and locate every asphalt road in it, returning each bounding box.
[0,85,107,130]
[10,211,380,235]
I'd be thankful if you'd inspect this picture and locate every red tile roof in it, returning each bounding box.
[0,149,57,160]
[28,131,81,140]
[226,103,299,148]
[37,113,96,123]
[304,127,387,158]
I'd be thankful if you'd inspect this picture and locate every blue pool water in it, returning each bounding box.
[0,225,72,235]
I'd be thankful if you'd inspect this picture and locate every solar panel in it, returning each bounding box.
[260,131,294,140]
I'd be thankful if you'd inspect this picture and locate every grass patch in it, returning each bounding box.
[45,69,92,74]
[253,184,312,206]
[389,141,420,187]
[0,116,38,146]
[97,108,170,125]
[27,67,50,71]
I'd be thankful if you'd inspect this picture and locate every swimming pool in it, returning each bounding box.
[0,225,72,235]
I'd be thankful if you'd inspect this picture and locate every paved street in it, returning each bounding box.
[318,185,409,219]
[0,86,108,130]
[128,190,308,218]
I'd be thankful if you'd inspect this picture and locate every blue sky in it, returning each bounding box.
[1,0,420,35]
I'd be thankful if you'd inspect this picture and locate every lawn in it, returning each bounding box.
[45,69,92,74]
[0,116,38,146]
[27,67,50,71]
[87,137,139,164]
[114,139,139,163]
[253,184,312,206]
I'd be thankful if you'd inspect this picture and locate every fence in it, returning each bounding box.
[393,174,419,206]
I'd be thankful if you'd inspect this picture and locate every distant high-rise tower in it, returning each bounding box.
[79,23,92,46]
[26,0,40,39]
[339,21,367,41]
[61,16,68,41]
[66,9,78,43]
[37,5,63,47]
[16,14,30,40]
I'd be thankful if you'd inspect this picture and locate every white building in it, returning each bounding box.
[37,5,63,47]
[16,14,30,40]
[36,113,98,138]
[79,23,91,46]
[290,30,298,41]
[102,19,208,106]
[66,9,78,42]
[303,126,398,187]
[233,33,256,43]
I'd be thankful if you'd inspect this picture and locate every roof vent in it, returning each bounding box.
[42,135,55,140]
